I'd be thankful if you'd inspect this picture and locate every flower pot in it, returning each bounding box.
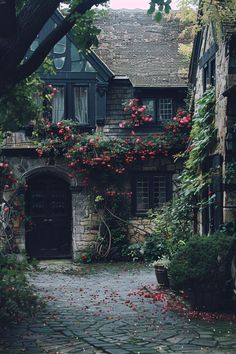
[155,266,169,287]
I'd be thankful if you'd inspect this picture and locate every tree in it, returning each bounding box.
[0,0,172,96]
[0,0,107,95]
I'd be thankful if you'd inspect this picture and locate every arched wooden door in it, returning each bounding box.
[25,174,72,259]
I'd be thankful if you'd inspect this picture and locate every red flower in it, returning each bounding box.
[81,255,87,263]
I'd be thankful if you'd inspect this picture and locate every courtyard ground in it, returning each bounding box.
[1,261,236,354]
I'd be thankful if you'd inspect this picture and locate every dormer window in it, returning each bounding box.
[28,16,112,128]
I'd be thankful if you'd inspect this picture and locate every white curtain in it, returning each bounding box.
[52,87,65,123]
[74,87,88,124]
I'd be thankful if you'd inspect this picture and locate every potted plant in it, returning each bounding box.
[152,256,170,287]
[169,232,236,311]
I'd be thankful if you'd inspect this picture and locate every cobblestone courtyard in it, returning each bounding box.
[1,261,236,354]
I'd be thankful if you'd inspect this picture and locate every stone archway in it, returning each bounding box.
[25,172,72,259]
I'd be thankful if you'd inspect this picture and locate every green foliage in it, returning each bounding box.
[0,74,42,131]
[187,88,216,170]
[178,88,216,201]
[142,232,169,261]
[148,0,173,21]
[0,255,42,326]
[16,0,27,14]
[95,193,131,260]
[178,43,193,63]
[200,0,236,42]
[128,197,193,262]
[39,56,56,76]
[127,242,145,262]
[225,161,236,185]
[149,88,216,259]
[169,232,236,290]
[149,199,193,256]
[71,9,101,51]
[77,244,97,263]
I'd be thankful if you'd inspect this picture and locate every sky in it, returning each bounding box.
[109,0,149,9]
[109,0,179,10]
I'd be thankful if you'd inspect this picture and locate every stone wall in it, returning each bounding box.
[128,217,155,242]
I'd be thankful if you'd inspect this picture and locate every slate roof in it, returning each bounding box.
[94,9,188,88]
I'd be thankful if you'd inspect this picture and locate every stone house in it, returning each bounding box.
[189,22,236,234]
[2,9,188,260]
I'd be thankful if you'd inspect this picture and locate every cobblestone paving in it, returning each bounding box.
[1,261,236,354]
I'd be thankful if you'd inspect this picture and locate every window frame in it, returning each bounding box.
[51,84,66,124]
[132,172,172,216]
[73,85,89,125]
[203,57,216,91]
[141,98,175,124]
[43,81,95,127]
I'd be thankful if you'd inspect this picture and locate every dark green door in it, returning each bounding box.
[25,175,71,259]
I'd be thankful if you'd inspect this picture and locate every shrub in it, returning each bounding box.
[0,255,42,326]
[148,199,193,258]
[169,232,236,292]
[127,242,145,262]
[142,232,169,261]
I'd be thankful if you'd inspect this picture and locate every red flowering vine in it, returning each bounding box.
[119,98,153,128]
[34,117,191,179]
[0,160,17,192]
[34,98,192,184]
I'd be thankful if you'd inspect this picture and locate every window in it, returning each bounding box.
[142,98,173,122]
[70,44,96,73]
[203,57,215,91]
[134,173,172,214]
[51,86,65,123]
[44,84,91,125]
[74,86,89,124]
[159,98,173,120]
[53,35,67,70]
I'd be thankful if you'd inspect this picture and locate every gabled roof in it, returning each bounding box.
[94,9,188,88]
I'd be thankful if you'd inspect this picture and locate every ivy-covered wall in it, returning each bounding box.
[192,23,236,231]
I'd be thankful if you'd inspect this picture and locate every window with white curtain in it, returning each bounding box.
[74,86,89,124]
[52,86,65,123]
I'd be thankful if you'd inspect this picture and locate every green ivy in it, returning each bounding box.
[150,88,216,256]
[225,161,236,185]
[179,87,216,200]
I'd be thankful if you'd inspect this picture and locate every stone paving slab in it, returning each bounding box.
[1,261,236,353]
